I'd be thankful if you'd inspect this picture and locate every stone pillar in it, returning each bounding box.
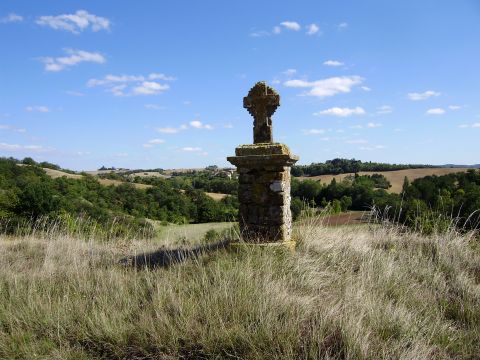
[227,82,299,243]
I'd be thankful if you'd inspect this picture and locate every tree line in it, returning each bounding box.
[292,158,433,177]
[0,158,238,237]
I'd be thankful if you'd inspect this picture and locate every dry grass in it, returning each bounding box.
[0,220,479,359]
[299,168,472,193]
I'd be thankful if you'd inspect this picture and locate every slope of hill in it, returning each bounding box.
[1,221,478,358]
[41,167,226,200]
[299,167,472,193]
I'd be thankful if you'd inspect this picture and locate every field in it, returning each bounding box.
[1,219,479,359]
[299,167,472,193]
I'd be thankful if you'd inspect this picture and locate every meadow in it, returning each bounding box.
[299,167,472,193]
[1,217,479,359]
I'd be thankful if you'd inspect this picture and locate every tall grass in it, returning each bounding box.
[0,217,479,359]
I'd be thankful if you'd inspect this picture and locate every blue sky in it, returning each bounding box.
[1,0,479,170]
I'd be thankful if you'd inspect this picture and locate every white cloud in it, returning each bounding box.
[426,108,445,115]
[282,69,297,76]
[42,49,105,72]
[361,86,371,92]
[189,120,213,130]
[280,21,301,31]
[459,123,480,128]
[284,75,363,98]
[314,106,365,117]
[303,129,326,135]
[272,26,281,35]
[143,138,165,148]
[181,147,202,152]
[0,13,23,23]
[0,143,52,153]
[156,127,181,134]
[133,81,169,95]
[223,123,234,129]
[359,145,386,151]
[145,104,165,110]
[250,30,271,37]
[366,122,382,128]
[306,23,319,35]
[36,10,110,34]
[87,73,174,96]
[377,105,393,114]
[323,60,344,67]
[26,106,50,113]
[449,105,462,110]
[346,139,368,144]
[407,90,440,101]
[338,22,348,29]
[0,124,26,133]
[65,90,85,96]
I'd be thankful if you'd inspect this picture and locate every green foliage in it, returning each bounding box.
[0,158,238,237]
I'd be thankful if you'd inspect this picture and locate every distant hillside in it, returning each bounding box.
[299,167,473,193]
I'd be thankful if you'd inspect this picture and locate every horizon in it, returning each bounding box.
[1,1,480,171]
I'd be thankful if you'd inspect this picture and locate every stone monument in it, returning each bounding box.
[227,81,299,242]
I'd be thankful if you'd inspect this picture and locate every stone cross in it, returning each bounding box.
[243,81,280,144]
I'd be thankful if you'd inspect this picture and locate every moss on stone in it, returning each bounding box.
[235,143,291,156]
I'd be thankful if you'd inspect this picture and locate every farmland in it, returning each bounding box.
[299,167,472,193]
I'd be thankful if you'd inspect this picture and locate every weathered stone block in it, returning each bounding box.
[226,82,299,243]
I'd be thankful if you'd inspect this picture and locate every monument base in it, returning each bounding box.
[227,143,299,243]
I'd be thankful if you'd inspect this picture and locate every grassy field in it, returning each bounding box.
[1,218,479,359]
[155,222,236,246]
[299,167,472,193]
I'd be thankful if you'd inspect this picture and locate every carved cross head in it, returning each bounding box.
[243,81,280,144]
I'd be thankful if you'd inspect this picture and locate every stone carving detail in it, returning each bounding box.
[228,82,298,243]
[243,81,280,144]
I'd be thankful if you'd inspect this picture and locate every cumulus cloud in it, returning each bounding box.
[284,76,363,98]
[361,86,371,92]
[36,10,110,34]
[26,105,50,113]
[282,69,297,76]
[359,145,386,151]
[377,105,393,114]
[133,81,169,95]
[458,123,480,128]
[252,21,303,36]
[0,143,53,153]
[303,129,326,135]
[87,72,173,96]
[42,49,105,72]
[408,90,440,101]
[338,22,348,29]
[306,23,320,35]
[449,105,462,110]
[280,21,301,31]
[0,13,23,23]
[0,124,26,133]
[366,122,382,128]
[426,108,446,115]
[143,138,165,148]
[156,127,182,134]
[345,139,368,144]
[190,120,213,130]
[323,60,344,67]
[181,147,202,152]
[314,106,365,117]
[144,104,165,110]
